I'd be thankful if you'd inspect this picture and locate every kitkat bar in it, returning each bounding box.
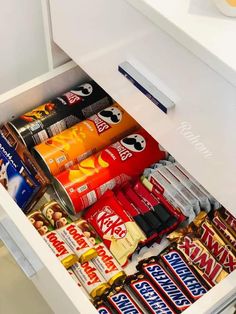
[142,178,185,227]
[126,272,176,314]
[133,180,181,234]
[192,212,236,273]
[168,232,228,287]
[116,189,155,238]
[84,190,146,266]
[123,184,163,233]
[160,247,209,302]
[53,127,167,214]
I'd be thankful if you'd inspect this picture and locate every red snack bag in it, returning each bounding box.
[84,190,146,266]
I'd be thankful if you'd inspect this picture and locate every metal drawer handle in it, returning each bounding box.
[118,61,175,114]
[0,217,43,278]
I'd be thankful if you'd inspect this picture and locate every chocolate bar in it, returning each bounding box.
[160,247,208,301]
[126,272,175,314]
[137,260,192,312]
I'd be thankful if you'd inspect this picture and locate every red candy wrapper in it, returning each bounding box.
[84,190,146,266]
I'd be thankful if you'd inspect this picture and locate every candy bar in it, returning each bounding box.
[126,272,175,314]
[193,212,236,273]
[94,298,115,314]
[123,184,162,233]
[116,189,154,238]
[28,210,54,236]
[212,212,236,255]
[160,247,208,301]
[67,268,90,298]
[153,164,201,215]
[148,170,195,222]
[133,180,181,236]
[218,208,236,238]
[85,190,146,266]
[174,162,220,210]
[93,242,126,286]
[168,233,228,287]
[40,200,72,229]
[142,178,185,227]
[0,124,49,211]
[57,223,98,263]
[71,261,110,298]
[75,218,102,246]
[43,231,78,269]
[164,163,211,212]
[107,288,143,314]
[137,260,192,312]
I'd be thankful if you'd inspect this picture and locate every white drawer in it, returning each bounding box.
[0,61,97,314]
[0,17,235,314]
[50,0,236,216]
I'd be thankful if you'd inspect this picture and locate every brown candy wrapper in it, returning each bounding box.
[75,218,102,246]
[218,208,236,238]
[220,208,236,227]
[168,231,228,287]
[212,211,236,256]
[193,212,236,273]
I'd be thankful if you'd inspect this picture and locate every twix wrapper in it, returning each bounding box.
[85,190,146,266]
[168,232,228,287]
[193,212,236,273]
[213,211,236,255]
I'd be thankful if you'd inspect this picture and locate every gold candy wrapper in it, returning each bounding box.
[192,212,236,273]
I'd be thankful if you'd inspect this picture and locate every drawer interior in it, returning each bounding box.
[0,60,235,314]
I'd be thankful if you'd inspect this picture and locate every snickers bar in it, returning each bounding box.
[126,273,175,314]
[160,248,208,301]
[107,289,143,314]
[138,261,191,312]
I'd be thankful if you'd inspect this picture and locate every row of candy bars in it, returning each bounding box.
[93,208,235,314]
[143,158,221,223]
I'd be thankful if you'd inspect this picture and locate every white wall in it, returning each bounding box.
[0,0,49,94]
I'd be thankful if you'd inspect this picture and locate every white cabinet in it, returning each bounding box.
[0,1,235,313]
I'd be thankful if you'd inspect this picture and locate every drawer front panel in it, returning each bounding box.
[50,0,236,214]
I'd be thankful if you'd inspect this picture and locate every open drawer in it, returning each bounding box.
[0,60,235,313]
[50,0,236,215]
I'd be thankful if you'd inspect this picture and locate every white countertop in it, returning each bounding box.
[127,0,236,86]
